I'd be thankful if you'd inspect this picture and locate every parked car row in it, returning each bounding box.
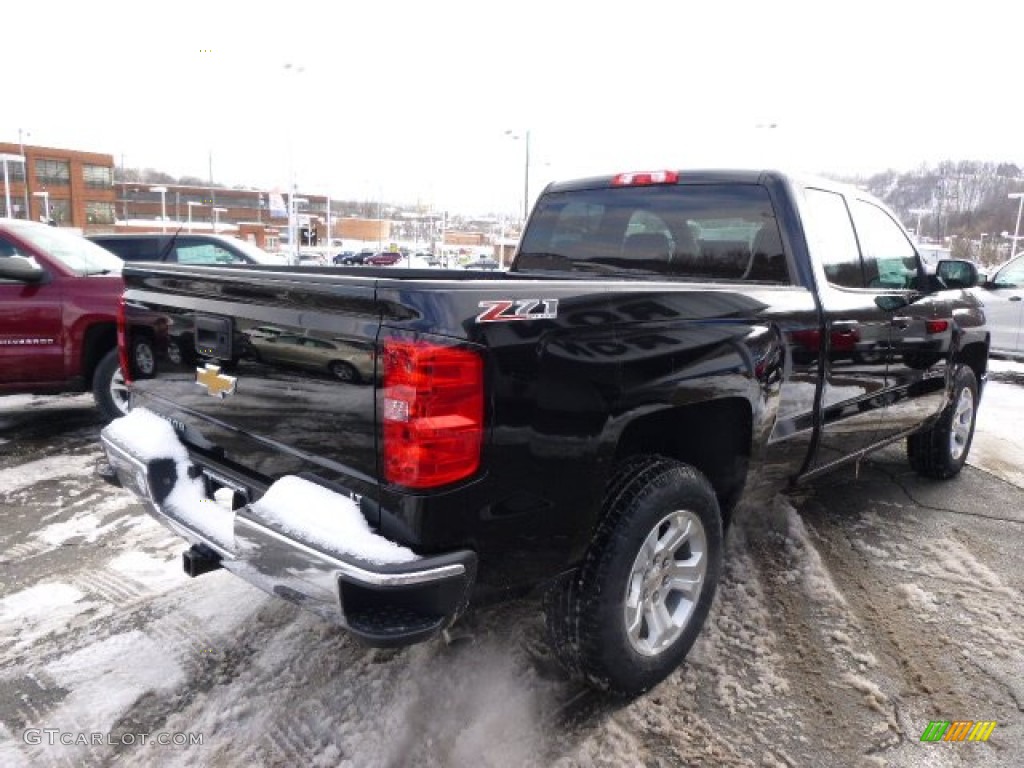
[330,250,501,269]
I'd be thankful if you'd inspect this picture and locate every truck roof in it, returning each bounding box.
[542,168,859,197]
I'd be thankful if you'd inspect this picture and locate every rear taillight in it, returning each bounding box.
[117,296,132,385]
[382,339,484,489]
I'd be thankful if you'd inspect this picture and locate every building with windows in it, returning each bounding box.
[114,183,401,248]
[0,140,499,254]
[0,142,116,229]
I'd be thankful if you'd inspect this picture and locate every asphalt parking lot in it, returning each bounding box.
[2,366,1023,767]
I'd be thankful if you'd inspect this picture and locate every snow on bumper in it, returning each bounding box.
[99,408,476,646]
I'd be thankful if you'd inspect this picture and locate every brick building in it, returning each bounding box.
[0,142,116,229]
[0,141,465,252]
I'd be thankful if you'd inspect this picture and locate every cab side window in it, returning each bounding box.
[849,200,920,290]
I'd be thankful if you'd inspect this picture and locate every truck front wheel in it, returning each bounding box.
[93,348,131,422]
[545,456,723,695]
[907,365,978,479]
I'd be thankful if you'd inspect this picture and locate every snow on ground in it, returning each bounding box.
[970,360,1024,487]
[32,497,137,547]
[0,583,99,656]
[0,453,97,495]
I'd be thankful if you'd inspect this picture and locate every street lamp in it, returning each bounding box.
[150,186,168,232]
[505,129,531,223]
[18,129,30,220]
[212,206,227,232]
[1009,193,1024,261]
[0,153,26,219]
[909,207,931,240]
[290,196,308,264]
[187,201,202,232]
[282,63,306,265]
[33,190,50,223]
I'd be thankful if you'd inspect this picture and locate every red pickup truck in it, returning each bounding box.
[0,219,129,420]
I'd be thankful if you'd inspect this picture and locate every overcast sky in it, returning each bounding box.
[2,0,1019,215]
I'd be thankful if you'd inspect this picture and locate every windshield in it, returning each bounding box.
[6,221,123,275]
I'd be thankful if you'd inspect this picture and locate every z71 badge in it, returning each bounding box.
[476,299,559,323]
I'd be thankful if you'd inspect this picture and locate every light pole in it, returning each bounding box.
[0,153,26,219]
[290,197,308,264]
[33,190,50,223]
[150,186,168,232]
[505,129,531,223]
[282,62,306,265]
[909,207,931,240]
[187,201,202,232]
[212,207,227,232]
[18,129,30,219]
[1010,193,1024,261]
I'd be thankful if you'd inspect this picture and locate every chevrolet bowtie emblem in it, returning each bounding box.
[196,364,237,398]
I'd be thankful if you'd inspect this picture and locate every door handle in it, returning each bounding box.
[891,316,912,329]
[1009,296,1022,302]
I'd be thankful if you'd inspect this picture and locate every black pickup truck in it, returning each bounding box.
[99,170,987,695]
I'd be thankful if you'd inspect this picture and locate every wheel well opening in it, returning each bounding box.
[959,341,988,393]
[614,399,752,517]
[81,324,117,383]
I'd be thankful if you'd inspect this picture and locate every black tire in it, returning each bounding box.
[544,456,723,695]
[907,365,978,479]
[329,361,360,383]
[93,348,130,421]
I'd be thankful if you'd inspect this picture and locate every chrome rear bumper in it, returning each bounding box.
[100,428,476,646]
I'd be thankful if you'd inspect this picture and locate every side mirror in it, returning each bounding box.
[935,259,979,289]
[0,257,46,283]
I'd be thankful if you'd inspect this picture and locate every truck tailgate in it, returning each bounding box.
[121,266,383,522]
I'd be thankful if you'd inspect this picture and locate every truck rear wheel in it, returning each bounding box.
[544,456,723,695]
[93,348,130,421]
[907,365,977,479]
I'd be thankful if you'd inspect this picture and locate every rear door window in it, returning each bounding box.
[802,188,864,288]
[518,183,788,283]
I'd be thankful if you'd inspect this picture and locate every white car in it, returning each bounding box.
[977,254,1024,358]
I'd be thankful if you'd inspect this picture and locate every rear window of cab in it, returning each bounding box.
[516,184,789,283]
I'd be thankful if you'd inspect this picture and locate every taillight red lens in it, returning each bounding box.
[382,340,484,489]
[117,296,132,385]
